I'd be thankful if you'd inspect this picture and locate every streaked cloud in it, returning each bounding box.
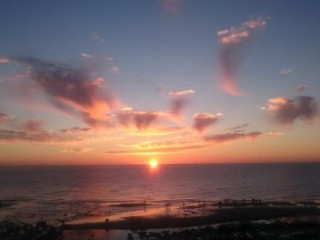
[263,96,318,126]
[193,112,222,133]
[229,123,249,133]
[280,68,292,75]
[168,89,195,96]
[0,129,82,144]
[81,53,95,59]
[62,147,91,154]
[204,131,262,143]
[217,16,269,96]
[297,85,307,91]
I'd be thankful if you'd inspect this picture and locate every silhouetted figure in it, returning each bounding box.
[127,233,134,240]
[143,200,146,212]
[105,218,109,231]
[219,201,222,209]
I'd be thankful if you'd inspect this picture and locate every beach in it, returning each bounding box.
[1,200,320,239]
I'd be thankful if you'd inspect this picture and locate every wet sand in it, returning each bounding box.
[65,205,320,230]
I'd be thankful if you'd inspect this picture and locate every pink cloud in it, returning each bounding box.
[23,119,44,132]
[9,57,117,128]
[116,108,164,131]
[110,66,120,74]
[263,96,318,126]
[0,112,14,125]
[280,68,292,75]
[133,111,159,130]
[193,112,222,133]
[81,53,95,59]
[297,85,307,91]
[161,0,183,17]
[217,16,269,96]
[0,58,9,63]
[168,89,195,96]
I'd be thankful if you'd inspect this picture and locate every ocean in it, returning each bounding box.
[0,163,320,224]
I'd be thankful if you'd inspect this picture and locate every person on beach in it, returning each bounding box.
[105,218,109,231]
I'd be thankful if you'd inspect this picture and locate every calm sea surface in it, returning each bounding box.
[0,163,320,223]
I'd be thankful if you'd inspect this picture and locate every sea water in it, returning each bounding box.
[0,163,319,223]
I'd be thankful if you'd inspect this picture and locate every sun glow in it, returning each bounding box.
[149,158,158,169]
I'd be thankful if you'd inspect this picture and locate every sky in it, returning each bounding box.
[0,0,320,165]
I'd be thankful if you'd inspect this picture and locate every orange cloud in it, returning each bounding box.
[9,57,117,128]
[0,58,9,63]
[218,16,269,96]
[193,113,222,133]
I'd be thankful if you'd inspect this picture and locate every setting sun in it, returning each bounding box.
[149,158,158,169]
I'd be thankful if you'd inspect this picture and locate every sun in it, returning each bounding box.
[149,158,158,169]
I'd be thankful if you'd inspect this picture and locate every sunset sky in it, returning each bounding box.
[0,0,319,165]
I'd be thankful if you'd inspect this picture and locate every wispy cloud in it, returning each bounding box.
[110,66,120,74]
[160,0,183,18]
[105,144,206,155]
[0,129,82,144]
[229,123,249,133]
[81,53,95,59]
[168,89,195,96]
[193,112,222,133]
[204,131,262,143]
[92,31,105,43]
[280,68,292,75]
[62,147,91,154]
[217,16,269,96]
[9,56,117,128]
[297,85,307,91]
[262,96,318,126]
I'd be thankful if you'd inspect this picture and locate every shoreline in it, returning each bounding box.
[65,205,320,230]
